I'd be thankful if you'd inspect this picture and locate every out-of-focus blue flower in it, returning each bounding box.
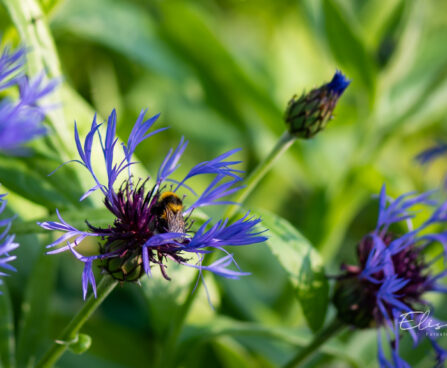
[284,70,350,138]
[416,141,447,189]
[0,43,58,154]
[333,185,447,367]
[0,193,19,292]
[416,141,447,165]
[39,108,267,299]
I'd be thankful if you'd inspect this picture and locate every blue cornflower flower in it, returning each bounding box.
[416,141,447,166]
[0,42,58,153]
[284,70,350,138]
[0,193,19,291]
[333,185,447,367]
[39,109,267,299]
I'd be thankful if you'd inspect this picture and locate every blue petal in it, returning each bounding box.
[326,70,350,96]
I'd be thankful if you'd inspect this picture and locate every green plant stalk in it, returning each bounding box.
[160,278,197,368]
[282,318,345,368]
[224,130,296,219]
[35,276,118,368]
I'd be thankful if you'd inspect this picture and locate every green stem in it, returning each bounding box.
[282,318,345,368]
[224,131,296,219]
[35,276,118,368]
[161,279,197,368]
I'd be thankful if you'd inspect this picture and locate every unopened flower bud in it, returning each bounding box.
[285,70,350,138]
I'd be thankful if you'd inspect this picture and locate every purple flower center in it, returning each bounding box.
[87,179,191,281]
[334,232,429,328]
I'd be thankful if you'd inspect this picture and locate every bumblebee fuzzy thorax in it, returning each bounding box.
[153,191,186,234]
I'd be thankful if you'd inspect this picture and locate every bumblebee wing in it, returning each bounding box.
[166,210,185,233]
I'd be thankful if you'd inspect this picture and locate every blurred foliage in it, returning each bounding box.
[1,0,447,366]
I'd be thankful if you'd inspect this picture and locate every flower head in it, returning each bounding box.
[333,185,447,367]
[284,70,350,139]
[0,193,19,291]
[39,109,267,299]
[0,42,58,153]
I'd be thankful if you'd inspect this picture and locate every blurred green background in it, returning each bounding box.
[2,0,447,366]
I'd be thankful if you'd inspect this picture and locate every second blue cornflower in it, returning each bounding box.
[333,185,447,367]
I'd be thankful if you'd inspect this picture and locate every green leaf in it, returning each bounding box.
[212,337,254,368]
[0,156,82,211]
[0,283,15,368]
[256,209,329,332]
[359,0,404,49]
[322,0,376,97]
[50,0,186,79]
[177,317,361,368]
[0,156,73,211]
[157,1,282,133]
[16,246,58,368]
[379,1,424,91]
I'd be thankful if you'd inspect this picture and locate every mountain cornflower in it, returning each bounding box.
[284,70,350,139]
[333,185,447,367]
[39,109,267,299]
[0,192,19,291]
[0,42,58,153]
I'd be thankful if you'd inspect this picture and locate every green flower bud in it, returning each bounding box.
[285,70,350,138]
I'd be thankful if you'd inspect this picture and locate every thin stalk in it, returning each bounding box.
[282,318,345,368]
[161,278,198,368]
[225,131,296,219]
[35,276,118,368]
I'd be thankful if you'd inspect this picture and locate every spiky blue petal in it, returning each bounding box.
[416,141,447,165]
[157,136,188,184]
[0,193,19,292]
[326,70,351,96]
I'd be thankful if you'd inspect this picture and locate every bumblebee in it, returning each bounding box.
[153,191,185,234]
